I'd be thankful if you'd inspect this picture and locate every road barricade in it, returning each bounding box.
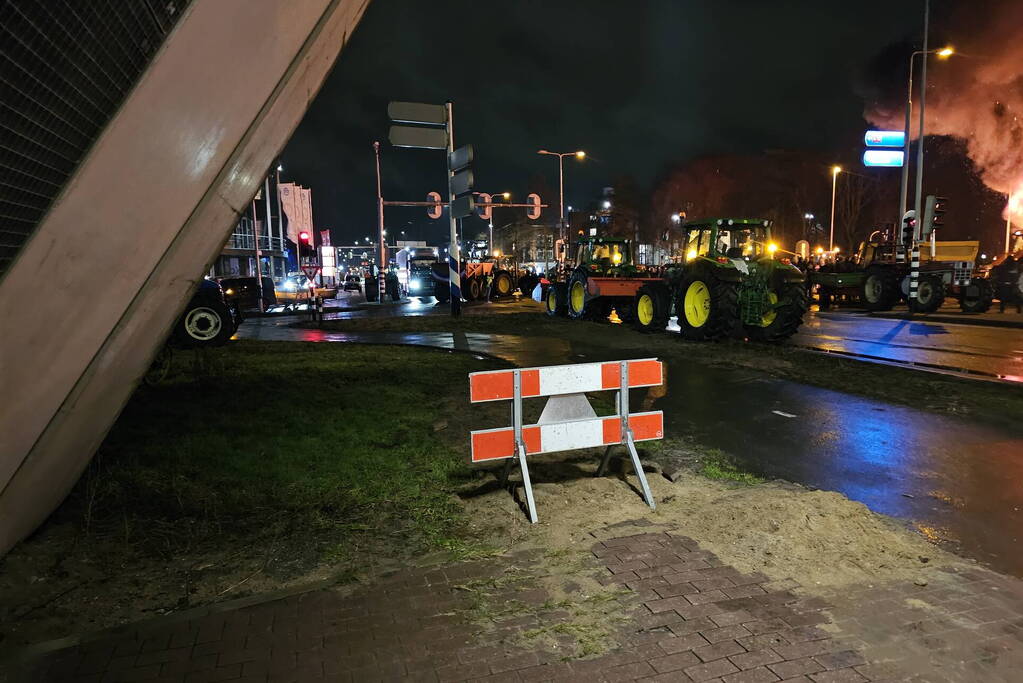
[469,359,663,523]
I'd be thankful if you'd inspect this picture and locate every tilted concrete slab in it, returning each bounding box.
[0,0,370,556]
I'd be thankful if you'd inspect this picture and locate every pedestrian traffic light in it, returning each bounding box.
[922,195,947,238]
[526,193,542,220]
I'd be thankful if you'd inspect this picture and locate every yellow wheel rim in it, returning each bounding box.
[761,291,779,326]
[547,288,557,311]
[570,281,586,313]
[497,277,510,295]
[683,280,710,328]
[637,294,654,326]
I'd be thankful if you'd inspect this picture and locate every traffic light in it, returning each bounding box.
[922,195,947,238]
[477,193,492,221]
[426,191,442,219]
[901,210,916,246]
[526,193,542,220]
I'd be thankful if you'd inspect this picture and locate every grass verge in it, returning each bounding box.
[0,341,504,648]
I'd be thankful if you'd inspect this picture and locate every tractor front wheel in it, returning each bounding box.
[631,284,670,333]
[862,268,898,311]
[568,273,594,319]
[677,276,740,341]
[746,283,808,343]
[908,274,945,313]
[545,283,568,317]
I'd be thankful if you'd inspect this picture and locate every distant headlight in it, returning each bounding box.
[410,279,421,291]
[225,288,234,295]
[282,281,296,291]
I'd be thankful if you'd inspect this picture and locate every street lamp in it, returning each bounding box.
[537,149,585,240]
[829,166,842,252]
[898,42,954,225]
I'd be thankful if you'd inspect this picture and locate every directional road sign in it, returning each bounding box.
[450,169,474,196]
[389,125,448,150]
[448,145,474,172]
[451,195,475,219]
[387,101,447,125]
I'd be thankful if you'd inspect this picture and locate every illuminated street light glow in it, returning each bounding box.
[937,46,954,58]
[575,150,586,159]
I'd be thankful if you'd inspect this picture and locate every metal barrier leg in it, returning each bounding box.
[625,430,656,510]
[596,445,614,477]
[517,441,538,524]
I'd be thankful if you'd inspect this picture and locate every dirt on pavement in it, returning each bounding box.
[460,450,964,591]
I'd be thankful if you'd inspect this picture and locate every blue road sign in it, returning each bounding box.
[865,130,906,148]
[863,150,905,167]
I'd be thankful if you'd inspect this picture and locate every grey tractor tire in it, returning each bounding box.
[173,298,234,348]
[545,282,568,317]
[630,283,670,333]
[677,275,740,341]
[746,282,809,343]
[861,268,899,311]
[960,279,993,313]
[908,273,945,313]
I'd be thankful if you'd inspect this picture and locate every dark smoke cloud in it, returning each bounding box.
[862,0,1023,224]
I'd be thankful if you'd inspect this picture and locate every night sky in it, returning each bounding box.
[282,0,940,246]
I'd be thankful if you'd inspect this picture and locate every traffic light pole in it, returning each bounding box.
[374,141,388,303]
[446,102,461,316]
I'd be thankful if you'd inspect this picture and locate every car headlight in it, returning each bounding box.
[410,280,420,290]
[225,288,234,295]
[282,282,295,291]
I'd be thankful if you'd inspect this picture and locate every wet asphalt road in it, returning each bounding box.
[792,311,1023,382]
[237,303,1023,577]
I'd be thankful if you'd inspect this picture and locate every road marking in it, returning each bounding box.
[772,410,797,418]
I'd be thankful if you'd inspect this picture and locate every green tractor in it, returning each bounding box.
[544,236,669,328]
[667,218,808,342]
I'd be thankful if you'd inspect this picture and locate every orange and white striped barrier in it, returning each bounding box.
[468,359,663,523]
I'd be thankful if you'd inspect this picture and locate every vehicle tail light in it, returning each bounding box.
[715,256,729,264]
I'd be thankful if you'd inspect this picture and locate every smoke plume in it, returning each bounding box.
[863,1,1023,227]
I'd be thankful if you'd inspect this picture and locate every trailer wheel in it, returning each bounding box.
[173,298,234,348]
[960,279,993,313]
[908,273,945,313]
[492,270,514,298]
[545,282,568,317]
[631,284,670,333]
[676,275,740,341]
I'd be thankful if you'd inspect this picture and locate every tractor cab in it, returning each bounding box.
[679,218,775,262]
[576,237,635,275]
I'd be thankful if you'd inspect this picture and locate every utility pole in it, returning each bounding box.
[275,164,286,273]
[251,197,264,312]
[446,102,461,316]
[910,0,930,304]
[374,141,387,302]
[263,175,274,278]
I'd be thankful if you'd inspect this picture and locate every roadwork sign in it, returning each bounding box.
[468,359,663,523]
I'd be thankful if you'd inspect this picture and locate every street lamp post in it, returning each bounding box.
[475,191,510,254]
[537,149,585,241]
[829,166,841,252]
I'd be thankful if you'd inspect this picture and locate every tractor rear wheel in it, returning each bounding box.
[746,282,808,342]
[631,284,670,333]
[862,268,898,311]
[492,270,514,298]
[677,275,740,341]
[908,273,945,313]
[545,282,568,317]
[960,279,993,313]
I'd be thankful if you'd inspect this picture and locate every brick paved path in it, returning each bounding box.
[9,523,1023,682]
